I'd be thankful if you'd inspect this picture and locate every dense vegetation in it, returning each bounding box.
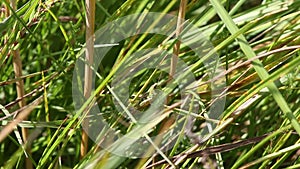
[1,0,300,168]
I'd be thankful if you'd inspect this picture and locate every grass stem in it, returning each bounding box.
[81,0,95,158]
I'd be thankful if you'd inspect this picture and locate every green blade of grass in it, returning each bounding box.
[200,49,300,149]
[209,0,300,136]
[0,0,30,33]
[240,140,300,169]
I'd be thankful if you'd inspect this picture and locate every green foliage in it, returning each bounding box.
[0,0,300,168]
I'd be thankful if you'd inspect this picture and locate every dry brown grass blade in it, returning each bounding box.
[157,0,187,144]
[169,0,187,80]
[0,96,43,142]
[12,52,32,161]
[12,27,33,169]
[145,133,273,168]
[195,45,300,92]
[81,0,95,158]
[148,1,188,167]
[151,1,188,164]
[6,0,33,167]
[0,96,43,168]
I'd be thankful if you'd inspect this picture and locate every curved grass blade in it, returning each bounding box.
[209,0,300,135]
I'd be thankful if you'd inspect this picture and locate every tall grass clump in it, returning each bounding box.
[0,0,299,168]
